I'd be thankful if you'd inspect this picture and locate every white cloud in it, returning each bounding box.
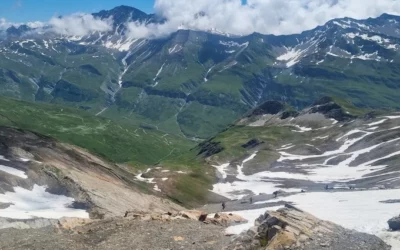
[26,21,45,29]
[126,0,400,39]
[0,18,15,30]
[49,13,113,37]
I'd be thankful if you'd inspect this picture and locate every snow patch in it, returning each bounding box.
[153,62,166,81]
[367,119,387,126]
[213,163,230,179]
[0,185,89,219]
[0,164,27,179]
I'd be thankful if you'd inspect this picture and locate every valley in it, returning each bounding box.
[1,3,400,250]
[2,7,400,138]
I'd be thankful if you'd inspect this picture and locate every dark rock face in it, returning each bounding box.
[281,110,299,120]
[197,140,224,157]
[310,97,356,122]
[388,216,400,231]
[313,96,335,106]
[248,101,285,117]
[241,139,264,149]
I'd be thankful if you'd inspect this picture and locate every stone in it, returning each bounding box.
[173,236,184,241]
[388,215,400,231]
[57,218,92,230]
[267,225,281,241]
[178,210,206,220]
[226,204,391,250]
[207,213,248,227]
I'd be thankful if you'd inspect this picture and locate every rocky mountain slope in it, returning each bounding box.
[1,6,400,138]
[0,126,183,219]
[206,97,400,195]
[191,97,400,248]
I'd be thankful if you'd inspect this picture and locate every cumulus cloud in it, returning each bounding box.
[127,0,400,39]
[26,21,45,29]
[49,13,113,37]
[0,18,14,30]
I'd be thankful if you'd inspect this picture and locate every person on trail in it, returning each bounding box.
[250,197,253,204]
[222,202,226,211]
[273,191,278,198]
[325,185,329,190]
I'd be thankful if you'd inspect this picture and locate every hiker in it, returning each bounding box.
[273,191,278,198]
[301,189,305,193]
[325,185,329,190]
[222,202,226,211]
[250,197,253,204]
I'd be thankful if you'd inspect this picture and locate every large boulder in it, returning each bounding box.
[177,210,207,220]
[206,213,248,227]
[388,216,400,231]
[226,204,390,250]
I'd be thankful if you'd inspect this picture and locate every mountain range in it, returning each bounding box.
[1,5,400,139]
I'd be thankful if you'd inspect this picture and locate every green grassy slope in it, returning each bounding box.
[0,97,195,166]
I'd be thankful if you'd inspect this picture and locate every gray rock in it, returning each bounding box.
[388,215,400,231]
[380,199,400,204]
[226,205,391,250]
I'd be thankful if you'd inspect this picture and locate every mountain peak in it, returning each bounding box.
[93,5,150,25]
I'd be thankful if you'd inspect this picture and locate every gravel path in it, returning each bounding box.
[0,219,232,250]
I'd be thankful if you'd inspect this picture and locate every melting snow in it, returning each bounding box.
[104,38,138,52]
[213,163,230,179]
[0,164,27,179]
[291,125,312,133]
[385,115,400,119]
[333,21,351,29]
[367,119,387,126]
[168,44,182,54]
[153,63,166,81]
[153,185,161,192]
[0,185,89,219]
[0,155,9,162]
[219,41,248,47]
[277,48,303,68]
[278,189,400,248]
[213,153,301,200]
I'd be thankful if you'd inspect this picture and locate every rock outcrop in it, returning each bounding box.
[0,127,183,219]
[388,215,400,231]
[124,210,248,228]
[0,217,91,230]
[226,205,390,250]
[310,96,356,122]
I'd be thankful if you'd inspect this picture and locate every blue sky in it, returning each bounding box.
[0,0,155,23]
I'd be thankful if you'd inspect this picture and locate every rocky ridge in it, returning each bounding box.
[227,205,390,250]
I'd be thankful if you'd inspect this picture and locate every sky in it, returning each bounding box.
[0,0,155,23]
[1,0,400,37]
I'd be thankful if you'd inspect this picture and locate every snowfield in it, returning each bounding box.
[222,190,400,249]
[0,185,89,219]
[278,190,400,249]
[211,116,400,248]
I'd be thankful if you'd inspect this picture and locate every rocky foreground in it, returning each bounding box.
[0,205,391,250]
[227,205,390,250]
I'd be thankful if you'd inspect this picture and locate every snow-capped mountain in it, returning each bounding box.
[1,6,400,139]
